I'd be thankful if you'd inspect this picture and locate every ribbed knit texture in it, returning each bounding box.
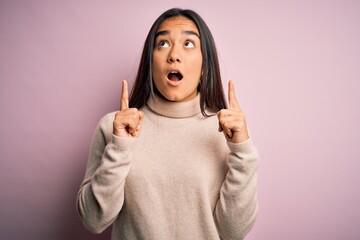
[77,94,259,240]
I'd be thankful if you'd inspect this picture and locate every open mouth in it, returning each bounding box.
[167,71,183,82]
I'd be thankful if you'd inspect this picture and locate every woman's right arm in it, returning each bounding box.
[76,114,137,234]
[77,80,143,233]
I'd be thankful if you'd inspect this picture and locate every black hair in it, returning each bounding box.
[129,8,227,116]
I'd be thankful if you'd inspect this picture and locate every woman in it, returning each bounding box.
[77,8,259,240]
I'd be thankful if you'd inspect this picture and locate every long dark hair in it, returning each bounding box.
[129,8,227,116]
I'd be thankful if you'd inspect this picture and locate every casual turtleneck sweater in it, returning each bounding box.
[77,94,259,240]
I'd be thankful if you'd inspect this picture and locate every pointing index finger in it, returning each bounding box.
[121,80,129,110]
[228,80,240,110]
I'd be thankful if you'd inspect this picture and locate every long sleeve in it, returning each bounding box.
[76,114,137,234]
[214,138,259,240]
[77,95,260,239]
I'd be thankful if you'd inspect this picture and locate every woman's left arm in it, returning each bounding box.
[214,140,259,239]
[215,80,259,239]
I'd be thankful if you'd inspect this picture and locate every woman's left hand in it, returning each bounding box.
[217,80,249,144]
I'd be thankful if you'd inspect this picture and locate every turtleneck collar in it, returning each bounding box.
[146,93,201,118]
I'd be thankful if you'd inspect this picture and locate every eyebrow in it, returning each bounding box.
[155,30,200,39]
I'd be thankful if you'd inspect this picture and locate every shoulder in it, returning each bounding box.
[98,111,117,128]
[204,106,219,117]
[94,111,117,144]
[202,108,219,124]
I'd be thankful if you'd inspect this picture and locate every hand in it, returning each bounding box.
[113,80,144,137]
[217,80,249,144]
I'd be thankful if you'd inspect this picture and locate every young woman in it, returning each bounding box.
[77,8,259,240]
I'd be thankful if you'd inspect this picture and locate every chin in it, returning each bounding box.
[163,94,183,102]
[154,88,179,102]
[167,93,197,102]
[154,85,196,102]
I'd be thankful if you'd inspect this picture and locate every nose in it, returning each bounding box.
[167,46,181,63]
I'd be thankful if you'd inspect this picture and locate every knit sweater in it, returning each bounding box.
[77,94,259,240]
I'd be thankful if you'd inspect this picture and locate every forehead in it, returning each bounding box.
[157,16,199,34]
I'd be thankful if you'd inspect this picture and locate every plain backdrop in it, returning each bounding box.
[1,0,359,239]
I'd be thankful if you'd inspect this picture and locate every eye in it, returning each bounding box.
[184,40,195,48]
[158,40,170,48]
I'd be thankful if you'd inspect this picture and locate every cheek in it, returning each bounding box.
[151,62,164,90]
[193,52,202,71]
[190,56,202,77]
[152,58,162,79]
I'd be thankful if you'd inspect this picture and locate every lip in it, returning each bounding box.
[166,69,183,86]
[166,77,182,86]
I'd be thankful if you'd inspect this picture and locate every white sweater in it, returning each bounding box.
[77,94,259,240]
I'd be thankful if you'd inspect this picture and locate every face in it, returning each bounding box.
[152,16,202,102]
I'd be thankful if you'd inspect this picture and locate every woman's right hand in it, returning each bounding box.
[113,80,144,137]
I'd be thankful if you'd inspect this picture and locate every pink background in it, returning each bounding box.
[1,0,359,239]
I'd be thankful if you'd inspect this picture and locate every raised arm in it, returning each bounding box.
[215,80,259,239]
[76,80,143,233]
